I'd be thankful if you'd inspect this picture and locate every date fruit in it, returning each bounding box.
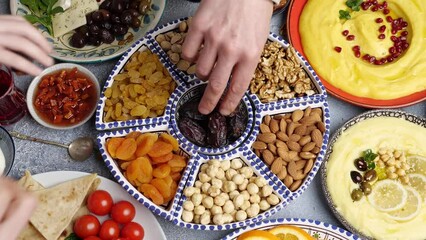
[178,117,206,146]
[207,111,227,148]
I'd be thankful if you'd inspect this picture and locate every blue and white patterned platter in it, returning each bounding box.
[10,0,165,63]
[222,218,361,240]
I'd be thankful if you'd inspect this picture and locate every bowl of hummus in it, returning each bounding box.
[321,110,426,240]
[286,0,426,108]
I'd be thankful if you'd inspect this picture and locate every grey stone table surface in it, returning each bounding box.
[1,1,425,239]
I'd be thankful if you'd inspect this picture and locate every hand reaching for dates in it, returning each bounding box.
[0,15,53,75]
[182,0,273,116]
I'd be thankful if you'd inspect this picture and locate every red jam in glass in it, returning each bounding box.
[33,68,97,126]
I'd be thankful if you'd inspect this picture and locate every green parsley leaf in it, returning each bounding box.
[339,10,351,20]
[363,149,378,170]
[21,0,61,36]
[346,0,363,11]
[65,233,81,240]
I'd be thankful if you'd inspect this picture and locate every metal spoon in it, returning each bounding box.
[10,131,94,161]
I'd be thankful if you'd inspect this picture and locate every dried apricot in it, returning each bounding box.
[152,164,171,178]
[163,175,173,187]
[140,184,164,205]
[116,138,137,160]
[171,172,181,181]
[136,157,153,184]
[147,141,173,158]
[106,137,125,158]
[151,178,171,199]
[135,133,158,157]
[168,154,187,168]
[126,159,142,183]
[120,161,131,170]
[151,152,173,164]
[160,133,179,151]
[126,131,142,139]
[171,167,184,173]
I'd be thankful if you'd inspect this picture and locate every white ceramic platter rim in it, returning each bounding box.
[32,170,167,240]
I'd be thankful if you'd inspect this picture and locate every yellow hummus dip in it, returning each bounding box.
[326,117,426,240]
[299,0,426,100]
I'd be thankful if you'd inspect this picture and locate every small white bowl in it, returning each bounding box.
[27,63,100,130]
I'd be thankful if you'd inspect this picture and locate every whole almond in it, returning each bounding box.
[255,149,261,156]
[253,141,267,150]
[299,136,311,146]
[276,132,289,142]
[295,160,307,170]
[283,114,291,119]
[289,151,299,161]
[271,158,284,175]
[287,141,301,152]
[300,151,316,159]
[289,134,301,142]
[305,125,317,135]
[277,167,287,180]
[273,115,283,120]
[311,108,322,116]
[290,180,302,191]
[312,147,321,154]
[262,149,275,165]
[311,129,323,147]
[264,115,271,125]
[287,122,299,136]
[276,140,288,150]
[302,142,316,152]
[284,175,293,187]
[279,119,287,132]
[277,148,290,162]
[269,119,279,133]
[311,113,322,123]
[258,133,276,144]
[288,161,305,180]
[291,110,304,122]
[259,124,271,133]
[317,121,326,133]
[304,107,312,117]
[294,124,307,136]
[303,159,314,174]
[268,143,277,155]
[285,118,292,124]
[300,116,316,126]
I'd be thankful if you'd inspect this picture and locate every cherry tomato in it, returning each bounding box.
[110,201,135,224]
[120,222,145,240]
[99,219,120,240]
[73,215,100,238]
[84,236,102,240]
[87,190,113,216]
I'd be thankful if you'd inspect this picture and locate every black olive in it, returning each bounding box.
[128,9,140,17]
[364,169,377,182]
[110,14,121,24]
[130,17,141,28]
[123,0,130,10]
[88,24,101,36]
[120,10,133,25]
[76,25,90,39]
[129,0,140,9]
[86,14,94,25]
[100,29,115,44]
[110,0,124,13]
[70,32,86,48]
[102,21,113,30]
[360,182,372,195]
[98,9,111,21]
[117,24,129,35]
[354,157,368,171]
[351,189,363,201]
[350,171,362,184]
[100,0,112,10]
[138,0,150,15]
[92,11,103,23]
[88,36,102,46]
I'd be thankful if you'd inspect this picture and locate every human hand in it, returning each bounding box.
[0,15,54,76]
[182,0,273,115]
[0,177,37,239]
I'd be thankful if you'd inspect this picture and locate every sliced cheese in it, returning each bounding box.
[52,0,98,38]
[53,0,72,11]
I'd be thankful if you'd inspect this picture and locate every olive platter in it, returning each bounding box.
[96,18,330,230]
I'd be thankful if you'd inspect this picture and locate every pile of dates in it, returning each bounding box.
[70,0,152,48]
[178,100,248,148]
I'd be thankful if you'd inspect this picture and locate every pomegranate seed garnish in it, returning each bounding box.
[371,6,378,11]
[362,54,370,60]
[378,4,384,10]
[352,46,360,51]
[355,51,361,58]
[376,18,383,23]
[347,35,355,41]
[389,47,396,54]
[361,2,369,10]
[400,36,407,42]
[392,53,400,58]
[334,47,342,53]
[391,29,397,34]
[374,59,382,65]
[342,30,349,36]
[401,22,408,28]
[386,16,393,22]
[401,31,408,36]
[369,56,376,63]
[387,56,394,62]
[383,1,388,8]
[402,42,409,49]
[379,25,386,33]
[391,36,398,42]
[373,0,378,5]
[380,58,387,64]
[378,34,386,39]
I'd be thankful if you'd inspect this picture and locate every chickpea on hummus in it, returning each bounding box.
[299,0,426,100]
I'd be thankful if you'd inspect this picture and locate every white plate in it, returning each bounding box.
[32,171,167,240]
[222,218,360,240]
[10,0,165,63]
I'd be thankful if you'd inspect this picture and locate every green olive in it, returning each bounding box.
[364,169,377,182]
[351,189,363,201]
[361,182,372,195]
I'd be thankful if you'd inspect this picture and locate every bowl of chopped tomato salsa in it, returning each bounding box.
[27,63,100,129]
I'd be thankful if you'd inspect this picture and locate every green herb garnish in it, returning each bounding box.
[363,149,378,170]
[339,10,351,20]
[64,233,80,240]
[346,0,363,11]
[20,0,64,36]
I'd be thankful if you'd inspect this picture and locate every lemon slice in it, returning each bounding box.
[407,155,426,175]
[407,173,426,202]
[268,225,314,240]
[367,179,407,212]
[387,186,422,221]
[237,230,280,240]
